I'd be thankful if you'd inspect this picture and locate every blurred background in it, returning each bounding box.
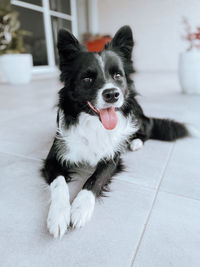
[0,3,200,265]
[0,0,200,82]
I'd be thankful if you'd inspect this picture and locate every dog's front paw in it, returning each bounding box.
[71,190,95,229]
[47,202,70,239]
[131,138,143,151]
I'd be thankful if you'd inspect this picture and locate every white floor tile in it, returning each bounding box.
[116,140,173,189]
[0,73,199,267]
[160,138,200,200]
[133,191,200,267]
[0,155,155,267]
[0,109,56,158]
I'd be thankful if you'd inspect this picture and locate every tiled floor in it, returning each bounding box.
[0,73,199,267]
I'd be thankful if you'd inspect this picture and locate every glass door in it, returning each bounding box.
[11,0,77,72]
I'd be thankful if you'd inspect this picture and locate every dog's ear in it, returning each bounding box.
[57,29,81,60]
[109,25,134,60]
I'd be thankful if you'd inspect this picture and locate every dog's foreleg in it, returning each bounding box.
[70,155,121,228]
[47,176,71,239]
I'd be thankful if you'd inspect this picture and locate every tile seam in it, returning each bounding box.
[130,142,175,267]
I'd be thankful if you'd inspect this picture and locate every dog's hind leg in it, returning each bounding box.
[130,138,143,151]
[70,154,122,229]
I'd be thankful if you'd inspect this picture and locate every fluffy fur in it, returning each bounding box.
[56,110,137,166]
[42,25,189,238]
[71,189,95,228]
[47,176,70,238]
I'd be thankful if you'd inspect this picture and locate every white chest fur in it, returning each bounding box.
[57,111,138,166]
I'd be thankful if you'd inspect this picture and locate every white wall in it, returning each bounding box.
[98,0,200,72]
[76,0,89,41]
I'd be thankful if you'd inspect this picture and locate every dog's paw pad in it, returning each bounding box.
[71,190,95,229]
[131,138,143,151]
[47,203,70,239]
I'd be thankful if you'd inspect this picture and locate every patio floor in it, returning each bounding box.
[0,73,199,267]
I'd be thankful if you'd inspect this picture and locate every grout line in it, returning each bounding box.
[0,107,53,125]
[159,189,200,203]
[130,143,175,267]
[0,151,42,162]
[115,177,156,191]
[115,166,200,203]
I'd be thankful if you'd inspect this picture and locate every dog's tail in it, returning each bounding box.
[149,117,189,141]
[138,116,189,142]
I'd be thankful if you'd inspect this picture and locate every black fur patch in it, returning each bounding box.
[150,118,189,141]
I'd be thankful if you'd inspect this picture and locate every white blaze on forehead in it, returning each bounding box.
[95,54,105,77]
[94,53,124,109]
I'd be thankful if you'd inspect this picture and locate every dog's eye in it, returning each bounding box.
[113,73,121,80]
[83,77,93,83]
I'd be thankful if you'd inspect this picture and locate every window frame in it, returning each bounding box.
[11,0,78,74]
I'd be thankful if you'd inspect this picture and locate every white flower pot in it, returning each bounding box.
[178,51,200,94]
[0,54,32,84]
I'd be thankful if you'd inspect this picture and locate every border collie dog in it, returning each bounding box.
[42,26,188,238]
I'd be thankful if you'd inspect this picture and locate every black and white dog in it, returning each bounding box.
[42,26,188,238]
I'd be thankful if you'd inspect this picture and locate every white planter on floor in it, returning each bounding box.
[0,53,32,84]
[178,50,200,94]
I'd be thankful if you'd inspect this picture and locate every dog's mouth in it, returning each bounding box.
[87,101,118,130]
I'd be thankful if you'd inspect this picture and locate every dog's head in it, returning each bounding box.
[58,26,135,130]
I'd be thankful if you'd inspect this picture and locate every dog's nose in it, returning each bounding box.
[102,88,120,103]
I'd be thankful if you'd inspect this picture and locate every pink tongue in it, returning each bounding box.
[99,107,118,130]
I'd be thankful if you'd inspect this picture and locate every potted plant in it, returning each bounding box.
[0,1,32,84]
[179,17,200,94]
